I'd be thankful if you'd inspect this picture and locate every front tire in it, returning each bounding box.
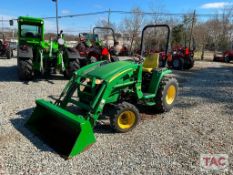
[64,59,80,79]
[172,58,184,70]
[225,56,230,63]
[110,56,119,62]
[155,77,178,112]
[17,58,34,80]
[185,57,194,69]
[90,56,97,63]
[109,102,140,133]
[6,49,11,59]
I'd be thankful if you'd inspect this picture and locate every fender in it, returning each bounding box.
[65,47,80,59]
[17,45,33,59]
[88,47,101,58]
[148,68,172,94]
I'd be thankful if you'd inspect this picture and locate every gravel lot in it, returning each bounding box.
[0,58,233,175]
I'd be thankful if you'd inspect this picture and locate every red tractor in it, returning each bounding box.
[75,33,98,57]
[213,50,233,63]
[159,36,196,70]
[109,43,130,56]
[167,46,195,70]
[0,33,12,59]
[76,27,118,64]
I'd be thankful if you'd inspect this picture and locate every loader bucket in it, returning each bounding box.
[26,99,96,159]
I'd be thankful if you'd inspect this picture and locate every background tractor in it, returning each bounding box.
[75,32,100,59]
[17,16,80,80]
[159,33,196,70]
[213,50,233,63]
[168,40,195,70]
[75,27,119,64]
[26,24,178,159]
[87,27,118,63]
[0,33,12,59]
[159,22,196,70]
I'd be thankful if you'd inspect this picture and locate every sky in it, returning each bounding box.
[1,0,233,33]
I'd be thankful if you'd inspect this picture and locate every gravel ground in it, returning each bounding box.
[0,58,233,175]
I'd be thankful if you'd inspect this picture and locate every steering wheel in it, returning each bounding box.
[133,54,144,64]
[25,32,34,38]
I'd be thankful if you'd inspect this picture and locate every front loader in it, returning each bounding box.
[26,24,178,159]
[17,16,80,80]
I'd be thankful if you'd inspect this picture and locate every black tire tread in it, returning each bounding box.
[185,57,194,69]
[109,102,140,133]
[155,76,178,113]
[172,58,184,70]
[6,48,11,59]
[18,58,33,80]
[64,59,80,78]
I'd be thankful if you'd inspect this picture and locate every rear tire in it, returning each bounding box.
[6,49,11,59]
[11,49,14,57]
[17,58,34,80]
[64,59,80,79]
[110,56,119,62]
[172,58,184,70]
[90,56,97,63]
[213,56,217,62]
[155,77,178,112]
[109,102,140,133]
[225,56,230,63]
[185,57,194,69]
[159,59,165,67]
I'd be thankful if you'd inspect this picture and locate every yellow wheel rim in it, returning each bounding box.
[166,85,176,105]
[117,111,136,129]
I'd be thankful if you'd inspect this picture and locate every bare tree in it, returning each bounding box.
[202,7,233,51]
[149,1,166,24]
[219,7,233,50]
[95,19,117,31]
[120,7,144,52]
[193,23,209,60]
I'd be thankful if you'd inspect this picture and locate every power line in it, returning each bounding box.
[41,10,227,19]
[0,10,231,23]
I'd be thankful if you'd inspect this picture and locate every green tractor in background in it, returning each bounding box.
[17,16,80,80]
[26,24,178,159]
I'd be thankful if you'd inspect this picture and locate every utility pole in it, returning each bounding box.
[2,17,3,32]
[12,29,14,39]
[189,10,195,50]
[107,9,111,46]
[52,0,59,35]
[107,8,111,27]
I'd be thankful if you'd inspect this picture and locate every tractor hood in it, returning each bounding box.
[86,60,137,81]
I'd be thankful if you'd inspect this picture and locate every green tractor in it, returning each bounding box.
[26,24,178,159]
[17,16,80,80]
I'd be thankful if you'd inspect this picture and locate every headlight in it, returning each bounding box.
[95,79,103,85]
[83,78,103,85]
[58,38,65,45]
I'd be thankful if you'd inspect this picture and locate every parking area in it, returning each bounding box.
[0,58,232,174]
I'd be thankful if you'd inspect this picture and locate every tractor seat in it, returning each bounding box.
[142,53,159,73]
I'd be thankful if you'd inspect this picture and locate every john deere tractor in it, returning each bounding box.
[17,16,80,80]
[26,24,178,159]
